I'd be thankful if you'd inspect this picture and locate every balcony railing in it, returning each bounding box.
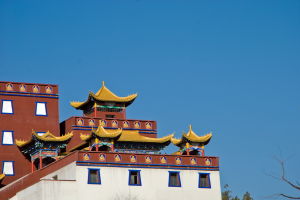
[67,116,157,131]
[77,151,219,169]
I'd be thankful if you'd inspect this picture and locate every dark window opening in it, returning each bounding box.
[105,114,115,119]
[88,169,101,184]
[199,173,211,188]
[189,150,200,155]
[99,145,110,151]
[169,171,181,187]
[129,170,141,186]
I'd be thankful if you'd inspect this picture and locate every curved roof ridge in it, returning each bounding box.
[183,125,212,142]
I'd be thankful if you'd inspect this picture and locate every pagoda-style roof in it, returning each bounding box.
[16,131,73,148]
[80,126,122,141]
[70,81,137,109]
[171,125,212,147]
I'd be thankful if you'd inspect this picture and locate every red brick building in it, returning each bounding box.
[0,81,59,186]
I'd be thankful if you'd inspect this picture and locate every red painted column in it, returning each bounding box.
[39,156,42,169]
[186,143,190,155]
[94,103,97,118]
[31,160,34,173]
[111,141,114,152]
[123,108,126,119]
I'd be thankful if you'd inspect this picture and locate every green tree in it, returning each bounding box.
[222,184,255,200]
[242,192,253,200]
[222,184,232,200]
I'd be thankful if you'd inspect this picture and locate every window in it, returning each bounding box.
[36,132,46,136]
[168,171,181,187]
[2,131,14,145]
[35,102,47,116]
[199,173,211,188]
[88,168,101,184]
[128,170,141,186]
[2,161,14,176]
[1,100,13,114]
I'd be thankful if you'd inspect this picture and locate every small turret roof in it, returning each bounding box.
[16,131,73,148]
[171,125,212,147]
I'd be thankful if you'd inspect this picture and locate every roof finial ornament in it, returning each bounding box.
[102,81,105,87]
[189,124,193,131]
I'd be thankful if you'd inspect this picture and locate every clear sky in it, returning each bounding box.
[1,0,300,199]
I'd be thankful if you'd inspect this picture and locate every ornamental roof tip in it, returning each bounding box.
[80,133,91,141]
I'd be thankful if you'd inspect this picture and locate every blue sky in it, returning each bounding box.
[1,0,300,199]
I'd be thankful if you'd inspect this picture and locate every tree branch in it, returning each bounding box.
[279,194,300,199]
[278,159,300,191]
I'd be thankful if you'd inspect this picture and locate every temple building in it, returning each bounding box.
[0,81,221,200]
[16,131,73,171]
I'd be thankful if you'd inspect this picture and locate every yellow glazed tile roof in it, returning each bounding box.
[79,125,173,144]
[0,174,5,181]
[171,125,212,146]
[80,126,122,141]
[117,130,174,143]
[16,131,73,147]
[70,81,137,109]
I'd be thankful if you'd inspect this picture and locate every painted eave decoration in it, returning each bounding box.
[171,125,212,146]
[16,131,73,148]
[70,81,138,109]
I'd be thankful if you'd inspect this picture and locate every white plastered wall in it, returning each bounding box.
[42,162,76,180]
[10,164,221,200]
[74,166,221,200]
